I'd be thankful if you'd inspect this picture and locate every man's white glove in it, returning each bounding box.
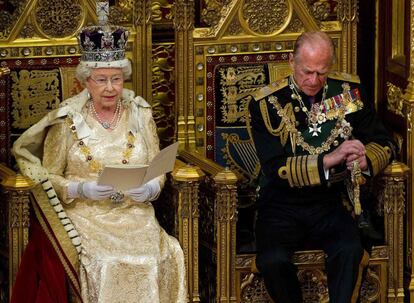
[68,181,115,200]
[125,179,161,203]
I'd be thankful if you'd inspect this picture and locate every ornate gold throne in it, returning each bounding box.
[0,1,411,303]
[171,0,410,302]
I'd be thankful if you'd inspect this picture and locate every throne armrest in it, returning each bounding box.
[173,148,238,302]
[380,160,409,299]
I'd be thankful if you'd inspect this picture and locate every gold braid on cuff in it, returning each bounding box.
[280,155,321,187]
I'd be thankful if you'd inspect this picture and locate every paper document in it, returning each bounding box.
[98,142,179,191]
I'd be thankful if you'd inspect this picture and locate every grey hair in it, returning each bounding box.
[75,60,132,83]
[292,31,336,64]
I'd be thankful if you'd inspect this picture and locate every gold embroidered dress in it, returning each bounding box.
[13,89,187,303]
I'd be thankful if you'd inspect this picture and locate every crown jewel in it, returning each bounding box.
[77,25,129,67]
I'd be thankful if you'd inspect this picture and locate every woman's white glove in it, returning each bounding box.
[68,181,115,200]
[125,179,161,202]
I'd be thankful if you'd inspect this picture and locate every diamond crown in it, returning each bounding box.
[77,25,129,63]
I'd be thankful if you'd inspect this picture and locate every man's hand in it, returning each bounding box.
[323,139,366,170]
[345,153,368,171]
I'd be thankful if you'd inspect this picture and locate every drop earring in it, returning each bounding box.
[87,91,91,100]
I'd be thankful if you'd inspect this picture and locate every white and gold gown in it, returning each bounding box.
[36,90,187,303]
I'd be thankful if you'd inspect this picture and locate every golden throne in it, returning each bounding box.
[171,0,410,302]
[0,2,181,302]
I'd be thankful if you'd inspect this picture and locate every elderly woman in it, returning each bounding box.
[11,26,187,303]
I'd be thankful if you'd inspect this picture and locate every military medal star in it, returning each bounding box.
[309,123,321,137]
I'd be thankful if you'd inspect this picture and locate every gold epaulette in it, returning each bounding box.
[253,78,288,101]
[328,71,360,84]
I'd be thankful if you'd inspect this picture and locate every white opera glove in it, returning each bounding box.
[68,181,115,201]
[125,179,161,203]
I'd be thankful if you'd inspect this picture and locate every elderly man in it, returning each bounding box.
[249,31,394,303]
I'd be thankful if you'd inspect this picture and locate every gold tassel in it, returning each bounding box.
[351,160,365,215]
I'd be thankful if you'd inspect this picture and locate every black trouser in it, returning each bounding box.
[255,201,365,303]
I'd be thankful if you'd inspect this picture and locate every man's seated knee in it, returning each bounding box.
[256,250,294,275]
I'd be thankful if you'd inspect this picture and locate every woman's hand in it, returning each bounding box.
[125,179,161,202]
[68,181,115,200]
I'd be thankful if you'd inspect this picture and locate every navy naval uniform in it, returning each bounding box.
[248,72,393,303]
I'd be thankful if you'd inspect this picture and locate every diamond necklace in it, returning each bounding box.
[89,99,122,130]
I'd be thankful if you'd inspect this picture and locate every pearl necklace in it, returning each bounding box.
[89,99,122,130]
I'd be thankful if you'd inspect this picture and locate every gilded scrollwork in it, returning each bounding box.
[360,267,381,301]
[197,0,237,37]
[152,43,176,145]
[201,0,232,27]
[11,69,61,129]
[34,0,83,38]
[235,254,254,268]
[240,273,272,302]
[241,0,290,35]
[110,0,133,23]
[8,191,31,229]
[311,0,331,21]
[174,0,187,31]
[215,184,238,221]
[297,269,329,302]
[0,10,13,38]
[370,246,388,259]
[386,82,404,117]
[19,24,36,39]
[383,180,406,215]
[109,6,126,24]
[152,0,174,22]
[283,12,305,33]
[0,0,30,40]
[337,0,358,22]
[225,16,244,36]
[292,250,326,264]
